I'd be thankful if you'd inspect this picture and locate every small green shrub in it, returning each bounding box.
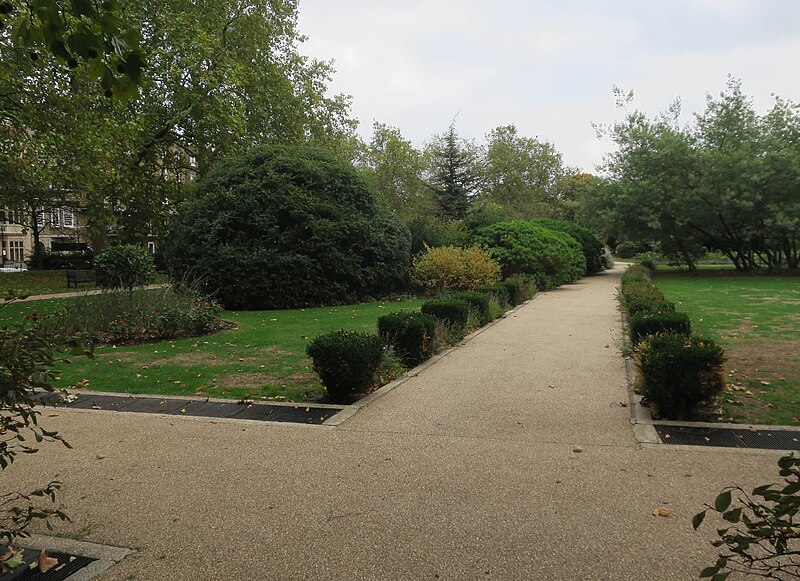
[629,311,691,345]
[94,245,156,294]
[305,330,384,401]
[636,333,726,420]
[421,298,470,338]
[506,274,537,301]
[501,280,522,306]
[377,311,436,367]
[620,280,674,315]
[621,265,650,284]
[410,245,501,293]
[485,295,505,321]
[474,283,511,307]
[451,292,492,326]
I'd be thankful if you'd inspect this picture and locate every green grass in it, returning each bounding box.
[2,297,424,402]
[0,270,168,296]
[653,272,800,425]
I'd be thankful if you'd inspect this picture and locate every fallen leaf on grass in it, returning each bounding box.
[652,507,671,518]
[760,381,771,386]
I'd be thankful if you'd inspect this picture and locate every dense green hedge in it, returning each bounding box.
[421,298,470,334]
[474,221,586,286]
[637,333,726,420]
[629,311,691,345]
[531,218,605,274]
[163,145,411,310]
[94,244,156,293]
[377,311,436,367]
[450,292,493,326]
[306,330,384,401]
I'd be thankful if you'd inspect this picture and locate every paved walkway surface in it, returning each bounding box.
[8,267,777,580]
[10,284,169,302]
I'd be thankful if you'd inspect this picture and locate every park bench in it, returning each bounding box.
[66,269,96,287]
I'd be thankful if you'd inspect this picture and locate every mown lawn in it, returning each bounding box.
[653,272,800,425]
[0,270,168,296]
[2,296,424,402]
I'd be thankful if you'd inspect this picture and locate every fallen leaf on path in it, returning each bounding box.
[652,507,671,518]
[38,550,59,573]
[96,454,106,460]
[1,546,24,572]
[548,384,556,389]
[572,446,583,453]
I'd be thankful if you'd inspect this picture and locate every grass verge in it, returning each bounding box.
[2,296,424,402]
[653,272,800,425]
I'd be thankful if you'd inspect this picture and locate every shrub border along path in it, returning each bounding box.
[619,277,800,451]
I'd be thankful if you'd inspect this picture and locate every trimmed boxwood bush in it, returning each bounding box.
[474,221,586,286]
[620,281,675,315]
[451,292,493,325]
[474,283,511,307]
[636,333,726,420]
[306,330,384,401]
[621,265,650,284]
[163,144,411,310]
[94,244,156,293]
[377,311,436,367]
[501,280,522,306]
[531,218,605,274]
[629,311,691,345]
[421,298,470,332]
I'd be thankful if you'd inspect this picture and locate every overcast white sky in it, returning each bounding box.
[297,0,800,173]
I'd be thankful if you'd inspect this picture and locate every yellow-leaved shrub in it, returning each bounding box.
[410,245,501,293]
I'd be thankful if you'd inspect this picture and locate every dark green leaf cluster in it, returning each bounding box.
[377,311,436,367]
[629,311,691,345]
[474,220,586,285]
[421,298,470,336]
[636,333,725,420]
[163,145,411,310]
[474,283,513,308]
[694,454,800,580]
[450,292,493,326]
[4,0,145,99]
[531,218,606,274]
[305,330,384,402]
[93,244,156,294]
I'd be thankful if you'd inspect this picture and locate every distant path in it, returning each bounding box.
[8,284,169,302]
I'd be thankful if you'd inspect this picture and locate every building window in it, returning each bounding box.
[147,242,156,254]
[36,210,45,228]
[9,240,24,262]
[63,209,75,228]
[51,209,60,228]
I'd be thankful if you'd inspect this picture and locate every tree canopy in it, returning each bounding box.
[588,78,800,271]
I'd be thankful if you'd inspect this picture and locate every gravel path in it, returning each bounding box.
[7,266,776,580]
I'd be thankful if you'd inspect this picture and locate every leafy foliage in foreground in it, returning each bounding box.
[0,303,91,550]
[694,454,800,580]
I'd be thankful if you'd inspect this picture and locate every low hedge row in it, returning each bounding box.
[622,264,726,420]
[306,279,525,402]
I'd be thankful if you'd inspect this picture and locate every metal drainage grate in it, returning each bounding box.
[36,393,343,425]
[0,549,96,581]
[655,424,800,450]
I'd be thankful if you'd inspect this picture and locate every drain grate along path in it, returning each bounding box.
[655,424,800,451]
[43,393,343,425]
[0,549,95,581]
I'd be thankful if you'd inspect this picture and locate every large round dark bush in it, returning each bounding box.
[162,145,411,310]
[531,218,605,274]
[473,221,586,285]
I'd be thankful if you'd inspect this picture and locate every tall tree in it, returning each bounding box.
[483,124,571,218]
[424,121,483,220]
[358,121,432,219]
